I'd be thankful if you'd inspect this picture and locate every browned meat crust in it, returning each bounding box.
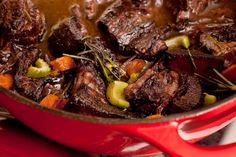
[49,5,88,56]
[0,0,46,45]
[98,0,167,58]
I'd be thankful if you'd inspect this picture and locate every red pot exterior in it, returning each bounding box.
[0,90,236,156]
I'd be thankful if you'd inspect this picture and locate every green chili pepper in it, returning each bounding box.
[165,35,190,49]
[204,93,217,106]
[27,58,51,78]
[106,81,130,109]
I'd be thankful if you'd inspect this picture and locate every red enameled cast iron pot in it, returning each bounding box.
[0,87,236,157]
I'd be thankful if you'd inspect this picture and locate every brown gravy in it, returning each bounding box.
[33,0,235,57]
[33,0,175,56]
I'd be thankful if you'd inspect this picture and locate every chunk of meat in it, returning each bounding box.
[98,0,167,58]
[84,0,115,20]
[125,68,156,100]
[0,43,16,74]
[14,46,44,101]
[73,62,106,95]
[68,85,133,118]
[85,37,121,64]
[207,25,236,42]
[84,0,97,18]
[132,0,151,12]
[132,0,151,7]
[67,62,134,118]
[0,0,46,45]
[163,0,186,17]
[171,75,202,112]
[49,5,88,56]
[84,0,97,20]
[200,33,236,56]
[225,51,236,67]
[176,0,235,24]
[125,22,168,57]
[177,0,209,21]
[166,48,224,75]
[126,69,180,115]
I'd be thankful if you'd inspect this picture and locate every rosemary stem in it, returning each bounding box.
[187,49,197,69]
[213,69,235,86]
[63,54,94,63]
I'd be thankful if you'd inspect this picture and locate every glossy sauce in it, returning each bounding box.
[33,0,235,56]
[33,0,112,56]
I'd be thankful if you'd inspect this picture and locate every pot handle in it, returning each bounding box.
[115,97,236,157]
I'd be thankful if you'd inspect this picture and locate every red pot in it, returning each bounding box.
[0,87,236,157]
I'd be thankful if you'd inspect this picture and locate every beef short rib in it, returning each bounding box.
[166,48,224,75]
[0,0,46,45]
[49,4,88,56]
[98,0,167,58]
[68,62,134,118]
[14,46,44,101]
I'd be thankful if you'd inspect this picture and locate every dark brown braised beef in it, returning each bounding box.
[166,49,224,75]
[49,4,88,56]
[177,0,210,21]
[130,70,180,116]
[84,0,115,20]
[171,75,202,112]
[14,46,44,101]
[132,0,151,12]
[0,0,46,45]
[98,0,167,58]
[207,25,236,42]
[67,62,134,118]
[176,0,232,21]
[84,0,98,20]
[125,61,202,116]
[200,31,236,66]
[12,45,66,101]
[164,0,186,18]
[0,42,16,74]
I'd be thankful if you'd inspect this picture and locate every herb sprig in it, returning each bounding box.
[195,69,236,92]
[64,37,126,82]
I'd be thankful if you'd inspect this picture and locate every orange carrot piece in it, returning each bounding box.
[39,94,60,109]
[125,59,146,76]
[146,114,162,119]
[50,56,76,72]
[0,74,13,89]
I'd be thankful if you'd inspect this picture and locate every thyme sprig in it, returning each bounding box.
[63,54,94,63]
[187,49,197,69]
[84,40,126,82]
[63,38,126,82]
[195,69,236,92]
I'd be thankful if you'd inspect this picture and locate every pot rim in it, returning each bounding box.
[0,87,235,125]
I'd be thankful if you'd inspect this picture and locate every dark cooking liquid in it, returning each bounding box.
[33,0,176,57]
[33,0,235,57]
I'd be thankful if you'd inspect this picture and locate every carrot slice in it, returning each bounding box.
[125,59,146,76]
[39,94,60,109]
[0,74,13,89]
[146,114,162,119]
[50,56,76,72]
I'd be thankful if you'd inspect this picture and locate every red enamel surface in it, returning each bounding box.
[0,91,235,156]
[0,120,82,157]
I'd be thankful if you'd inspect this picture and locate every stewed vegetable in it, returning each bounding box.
[27,59,51,78]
